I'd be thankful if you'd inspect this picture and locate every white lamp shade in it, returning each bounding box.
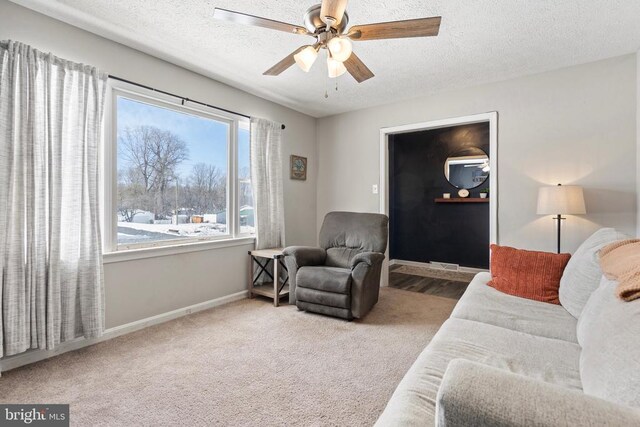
[294,46,318,72]
[327,56,347,78]
[327,37,353,62]
[537,185,586,215]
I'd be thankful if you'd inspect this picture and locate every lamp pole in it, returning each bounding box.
[555,213,566,254]
[537,183,586,255]
[555,183,565,254]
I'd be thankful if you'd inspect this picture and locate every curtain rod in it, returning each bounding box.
[108,75,285,130]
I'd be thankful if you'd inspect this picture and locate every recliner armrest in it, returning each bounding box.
[283,246,327,305]
[437,359,640,427]
[282,246,326,267]
[350,251,385,269]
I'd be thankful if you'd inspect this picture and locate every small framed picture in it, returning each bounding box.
[290,155,307,181]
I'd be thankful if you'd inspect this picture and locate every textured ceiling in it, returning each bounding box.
[11,0,640,117]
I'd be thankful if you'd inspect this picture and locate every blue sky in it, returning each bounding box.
[117,96,250,179]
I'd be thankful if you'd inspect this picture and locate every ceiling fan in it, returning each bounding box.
[213,0,441,83]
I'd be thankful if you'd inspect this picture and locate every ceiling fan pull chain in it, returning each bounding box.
[325,68,329,98]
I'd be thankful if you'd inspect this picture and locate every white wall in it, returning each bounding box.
[1,0,638,332]
[637,51,640,237]
[0,1,317,328]
[317,55,637,254]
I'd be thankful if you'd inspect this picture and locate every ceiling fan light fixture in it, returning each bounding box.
[294,45,318,72]
[327,36,353,62]
[213,3,442,84]
[327,55,347,78]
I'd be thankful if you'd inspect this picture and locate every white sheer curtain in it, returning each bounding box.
[0,40,107,357]
[250,118,285,250]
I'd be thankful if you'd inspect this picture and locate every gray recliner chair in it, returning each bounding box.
[283,211,389,320]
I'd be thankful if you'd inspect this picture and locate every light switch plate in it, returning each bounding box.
[372,184,379,194]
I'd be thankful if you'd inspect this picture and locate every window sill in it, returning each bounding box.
[103,236,256,264]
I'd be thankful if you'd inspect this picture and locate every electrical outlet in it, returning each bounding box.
[372,184,379,194]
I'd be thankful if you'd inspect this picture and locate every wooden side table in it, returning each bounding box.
[248,248,289,307]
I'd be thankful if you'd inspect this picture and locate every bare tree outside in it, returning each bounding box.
[116,96,251,246]
[185,163,226,214]
[119,126,189,219]
[117,168,148,222]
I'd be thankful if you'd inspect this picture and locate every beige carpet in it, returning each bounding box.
[0,288,456,426]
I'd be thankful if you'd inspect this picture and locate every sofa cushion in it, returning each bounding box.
[576,276,610,347]
[488,244,571,304]
[296,266,351,294]
[578,277,640,408]
[451,272,578,342]
[375,318,582,427]
[559,228,629,318]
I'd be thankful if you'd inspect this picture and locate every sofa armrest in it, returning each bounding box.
[350,251,385,269]
[437,359,640,427]
[282,246,326,305]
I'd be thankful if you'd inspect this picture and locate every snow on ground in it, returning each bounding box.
[118,232,152,243]
[117,221,256,245]
[118,221,226,237]
[239,226,255,234]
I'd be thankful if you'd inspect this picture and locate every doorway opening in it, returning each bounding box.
[378,112,498,290]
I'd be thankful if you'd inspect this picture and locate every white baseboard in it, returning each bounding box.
[0,290,249,373]
[391,259,488,274]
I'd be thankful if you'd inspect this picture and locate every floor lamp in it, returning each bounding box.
[537,184,586,253]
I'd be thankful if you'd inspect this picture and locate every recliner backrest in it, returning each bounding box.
[319,212,389,268]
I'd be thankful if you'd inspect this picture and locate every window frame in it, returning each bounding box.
[102,80,254,260]
[236,120,255,238]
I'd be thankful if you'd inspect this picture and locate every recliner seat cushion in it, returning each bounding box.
[296,266,352,294]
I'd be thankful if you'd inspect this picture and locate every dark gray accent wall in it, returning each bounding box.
[389,123,490,269]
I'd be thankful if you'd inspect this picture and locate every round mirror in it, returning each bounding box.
[444,147,489,189]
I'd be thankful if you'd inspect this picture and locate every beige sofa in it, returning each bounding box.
[376,228,640,426]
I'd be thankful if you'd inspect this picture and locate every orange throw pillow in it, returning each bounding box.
[488,244,571,304]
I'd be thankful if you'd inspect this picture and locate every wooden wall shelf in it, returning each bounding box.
[435,198,489,203]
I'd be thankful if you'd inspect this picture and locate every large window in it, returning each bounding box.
[106,84,253,252]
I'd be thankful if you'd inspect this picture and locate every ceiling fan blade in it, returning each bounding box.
[320,0,349,27]
[344,52,374,83]
[263,47,306,76]
[214,8,309,36]
[348,16,441,41]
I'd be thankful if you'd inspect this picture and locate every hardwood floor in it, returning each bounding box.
[388,265,472,300]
